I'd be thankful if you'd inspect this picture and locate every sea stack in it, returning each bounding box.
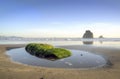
[99,35,104,38]
[82,30,93,44]
[83,30,93,38]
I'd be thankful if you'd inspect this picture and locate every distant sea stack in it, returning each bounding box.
[99,35,104,38]
[82,30,93,44]
[83,30,93,38]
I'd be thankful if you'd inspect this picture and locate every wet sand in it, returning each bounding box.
[0,44,120,79]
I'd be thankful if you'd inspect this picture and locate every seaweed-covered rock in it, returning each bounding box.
[25,43,72,60]
[46,48,71,59]
[25,43,54,55]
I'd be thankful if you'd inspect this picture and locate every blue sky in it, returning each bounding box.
[0,0,120,38]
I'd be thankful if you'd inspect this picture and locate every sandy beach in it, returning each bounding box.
[0,44,120,79]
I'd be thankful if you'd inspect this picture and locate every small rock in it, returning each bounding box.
[40,77,44,79]
[81,54,83,56]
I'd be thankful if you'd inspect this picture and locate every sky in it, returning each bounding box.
[0,0,120,38]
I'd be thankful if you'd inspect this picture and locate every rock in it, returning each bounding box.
[81,54,83,56]
[83,30,93,38]
[25,43,72,60]
[99,35,104,38]
[82,30,93,44]
[40,78,44,79]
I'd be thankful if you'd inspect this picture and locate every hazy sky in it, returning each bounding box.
[0,0,120,38]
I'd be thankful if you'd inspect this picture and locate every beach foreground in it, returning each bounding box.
[0,44,120,79]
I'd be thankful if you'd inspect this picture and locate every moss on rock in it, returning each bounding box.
[25,43,71,60]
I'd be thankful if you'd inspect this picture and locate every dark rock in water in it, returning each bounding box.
[82,30,93,44]
[25,43,72,61]
[83,30,93,38]
[81,54,83,56]
[99,35,104,38]
[106,60,113,66]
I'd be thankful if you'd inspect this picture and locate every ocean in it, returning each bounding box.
[0,38,120,48]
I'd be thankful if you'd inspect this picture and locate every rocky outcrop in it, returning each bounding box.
[25,43,72,60]
[99,35,104,38]
[82,30,93,44]
[83,30,93,38]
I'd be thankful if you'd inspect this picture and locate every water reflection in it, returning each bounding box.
[83,41,93,45]
[99,40,103,44]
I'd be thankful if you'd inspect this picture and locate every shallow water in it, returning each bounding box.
[1,39,120,49]
[6,47,107,68]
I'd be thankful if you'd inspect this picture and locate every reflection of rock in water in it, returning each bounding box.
[99,41,103,44]
[82,30,94,45]
[83,41,93,44]
[99,35,104,44]
[26,50,58,61]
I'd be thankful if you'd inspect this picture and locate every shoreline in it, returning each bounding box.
[0,44,120,79]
